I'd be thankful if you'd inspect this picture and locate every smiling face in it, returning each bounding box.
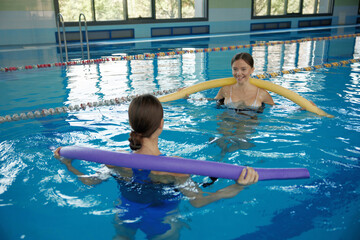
[231,59,254,84]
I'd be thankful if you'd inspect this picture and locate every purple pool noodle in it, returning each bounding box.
[59,146,310,181]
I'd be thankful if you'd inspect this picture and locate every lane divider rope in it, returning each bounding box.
[1,58,359,124]
[1,33,360,73]
[0,88,179,124]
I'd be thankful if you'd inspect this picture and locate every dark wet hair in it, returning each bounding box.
[128,94,163,151]
[231,52,254,68]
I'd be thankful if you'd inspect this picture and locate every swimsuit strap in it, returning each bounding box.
[251,88,260,107]
[225,86,233,105]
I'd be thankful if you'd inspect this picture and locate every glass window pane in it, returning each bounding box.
[182,0,205,18]
[58,0,93,21]
[271,0,285,16]
[287,0,301,14]
[127,0,152,18]
[254,0,268,16]
[95,0,125,21]
[303,0,316,14]
[156,0,180,19]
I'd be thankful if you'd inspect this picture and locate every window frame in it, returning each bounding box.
[251,0,334,19]
[54,0,208,26]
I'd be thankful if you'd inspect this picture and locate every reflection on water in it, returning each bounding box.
[211,109,260,156]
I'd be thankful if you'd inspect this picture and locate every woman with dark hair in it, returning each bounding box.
[215,52,275,111]
[54,94,258,239]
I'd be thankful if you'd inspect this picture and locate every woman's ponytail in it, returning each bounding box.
[129,131,143,150]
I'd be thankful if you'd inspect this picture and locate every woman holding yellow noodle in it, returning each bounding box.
[158,52,332,118]
[214,52,275,112]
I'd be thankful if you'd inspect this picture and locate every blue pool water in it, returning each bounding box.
[1,27,360,239]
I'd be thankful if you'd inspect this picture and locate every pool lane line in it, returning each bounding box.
[252,59,360,79]
[1,33,360,73]
[0,88,180,124]
[1,58,359,124]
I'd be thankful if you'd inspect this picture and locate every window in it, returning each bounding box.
[287,0,301,14]
[95,0,125,21]
[54,0,207,25]
[156,0,180,19]
[58,0,93,21]
[252,0,333,18]
[154,0,205,19]
[270,0,285,15]
[128,0,152,19]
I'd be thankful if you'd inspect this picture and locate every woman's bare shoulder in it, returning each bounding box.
[222,85,232,91]
[259,88,275,105]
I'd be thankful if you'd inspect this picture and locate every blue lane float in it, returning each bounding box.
[59,146,310,181]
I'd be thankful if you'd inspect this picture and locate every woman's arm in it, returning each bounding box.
[260,89,275,106]
[214,87,225,100]
[54,147,106,186]
[176,167,258,208]
[260,88,318,110]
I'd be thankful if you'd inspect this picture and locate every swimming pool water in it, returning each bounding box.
[0,27,360,239]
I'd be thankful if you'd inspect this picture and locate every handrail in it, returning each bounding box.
[56,13,68,62]
[79,13,90,60]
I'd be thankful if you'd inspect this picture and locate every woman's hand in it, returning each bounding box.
[53,147,104,186]
[54,147,62,159]
[54,147,72,166]
[179,167,259,208]
[236,167,259,186]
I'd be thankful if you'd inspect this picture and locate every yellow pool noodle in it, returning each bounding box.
[158,77,334,118]
[158,78,235,102]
